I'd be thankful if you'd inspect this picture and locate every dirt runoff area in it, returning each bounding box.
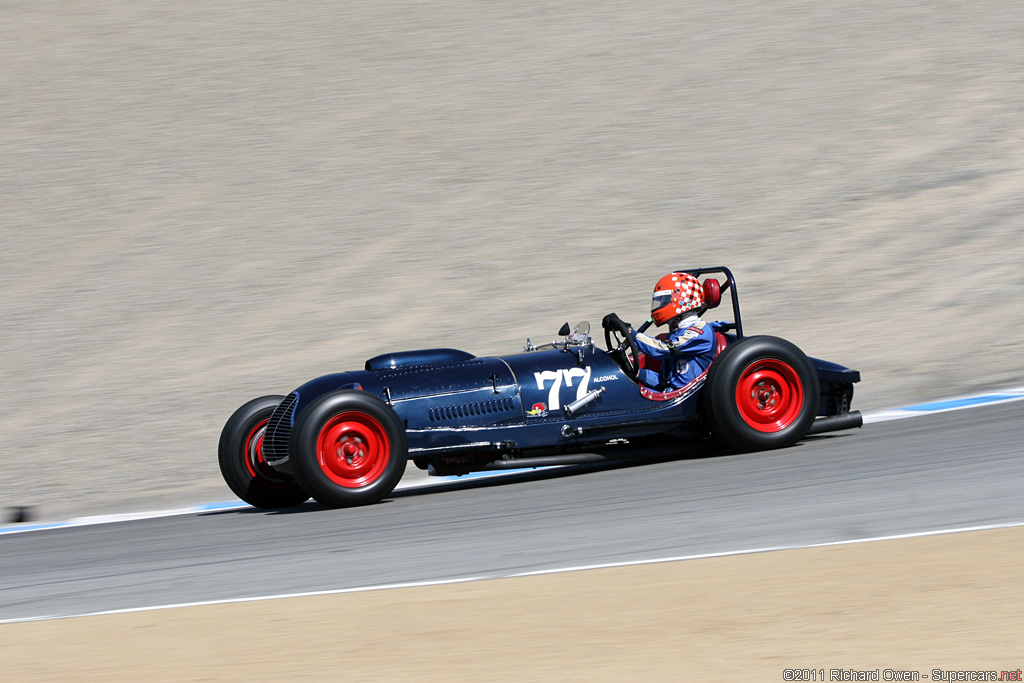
[2,525,1022,681]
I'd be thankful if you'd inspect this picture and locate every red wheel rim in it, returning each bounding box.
[316,411,391,489]
[735,359,804,433]
[244,419,291,487]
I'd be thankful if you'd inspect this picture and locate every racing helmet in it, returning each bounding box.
[651,272,705,326]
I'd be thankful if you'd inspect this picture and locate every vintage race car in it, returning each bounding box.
[219,267,861,510]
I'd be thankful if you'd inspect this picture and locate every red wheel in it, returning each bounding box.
[702,336,819,452]
[316,411,391,488]
[291,390,408,508]
[734,359,804,433]
[218,395,310,509]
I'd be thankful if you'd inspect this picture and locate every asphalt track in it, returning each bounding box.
[2,400,1022,623]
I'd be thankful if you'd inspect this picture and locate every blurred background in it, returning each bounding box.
[2,0,1022,519]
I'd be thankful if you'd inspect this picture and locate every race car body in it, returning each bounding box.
[219,267,861,509]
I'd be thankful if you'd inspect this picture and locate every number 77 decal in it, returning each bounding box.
[534,367,592,410]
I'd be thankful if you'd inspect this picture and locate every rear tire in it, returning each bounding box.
[290,390,408,508]
[219,395,311,509]
[703,336,819,452]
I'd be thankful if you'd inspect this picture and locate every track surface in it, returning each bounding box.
[2,401,1022,622]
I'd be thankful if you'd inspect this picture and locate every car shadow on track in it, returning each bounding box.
[197,461,678,517]
[199,433,858,517]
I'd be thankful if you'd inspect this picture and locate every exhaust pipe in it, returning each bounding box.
[806,410,863,436]
[563,387,606,418]
[484,453,619,469]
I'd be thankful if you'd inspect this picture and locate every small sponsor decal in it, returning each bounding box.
[682,321,707,338]
[526,402,548,418]
[592,375,619,383]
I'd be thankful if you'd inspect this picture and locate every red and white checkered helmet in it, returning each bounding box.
[650,272,705,326]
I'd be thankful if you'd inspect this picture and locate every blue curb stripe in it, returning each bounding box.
[429,467,558,483]
[195,501,250,512]
[0,522,68,535]
[902,394,1020,411]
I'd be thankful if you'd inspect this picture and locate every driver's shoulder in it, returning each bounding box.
[671,318,709,338]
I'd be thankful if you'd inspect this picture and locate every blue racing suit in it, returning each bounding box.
[632,316,724,391]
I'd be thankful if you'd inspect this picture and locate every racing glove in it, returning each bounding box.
[602,312,632,331]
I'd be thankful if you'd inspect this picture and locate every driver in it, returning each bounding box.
[603,272,721,391]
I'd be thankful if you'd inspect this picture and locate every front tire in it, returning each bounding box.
[290,390,408,508]
[219,395,311,509]
[703,336,819,452]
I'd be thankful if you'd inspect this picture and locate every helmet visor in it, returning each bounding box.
[651,290,674,312]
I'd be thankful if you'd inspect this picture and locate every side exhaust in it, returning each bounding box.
[563,387,606,418]
[806,410,863,436]
[484,453,618,469]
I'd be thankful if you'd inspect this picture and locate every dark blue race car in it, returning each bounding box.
[219,267,861,510]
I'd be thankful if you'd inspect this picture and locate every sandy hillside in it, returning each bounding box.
[1,0,1022,517]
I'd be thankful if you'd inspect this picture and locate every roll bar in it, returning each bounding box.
[635,266,743,339]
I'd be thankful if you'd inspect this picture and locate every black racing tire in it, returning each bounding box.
[702,336,819,452]
[289,390,408,508]
[218,395,311,509]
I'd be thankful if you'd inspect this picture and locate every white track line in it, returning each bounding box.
[3,385,1024,536]
[3,518,1023,625]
